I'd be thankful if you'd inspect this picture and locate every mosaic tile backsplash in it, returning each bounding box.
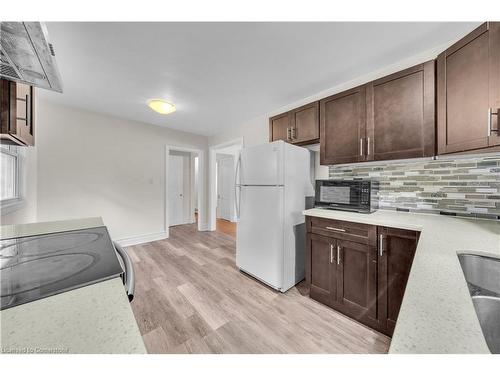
[328,154,500,220]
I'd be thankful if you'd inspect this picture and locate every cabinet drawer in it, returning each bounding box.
[307,217,376,246]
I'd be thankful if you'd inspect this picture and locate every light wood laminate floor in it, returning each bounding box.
[128,224,390,353]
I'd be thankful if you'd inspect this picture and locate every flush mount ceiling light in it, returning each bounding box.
[147,99,176,115]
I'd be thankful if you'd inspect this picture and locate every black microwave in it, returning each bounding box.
[314,180,379,213]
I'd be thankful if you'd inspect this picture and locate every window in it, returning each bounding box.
[1,145,24,213]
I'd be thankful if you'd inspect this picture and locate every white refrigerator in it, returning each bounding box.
[235,140,314,292]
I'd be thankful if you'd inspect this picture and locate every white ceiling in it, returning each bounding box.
[39,22,479,137]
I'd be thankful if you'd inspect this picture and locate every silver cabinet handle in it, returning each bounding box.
[286,127,291,141]
[367,137,370,156]
[379,234,384,257]
[330,244,334,264]
[326,226,345,232]
[291,127,297,140]
[488,108,499,137]
[337,245,341,265]
[359,138,364,156]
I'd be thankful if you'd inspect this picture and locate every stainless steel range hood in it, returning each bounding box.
[0,22,63,92]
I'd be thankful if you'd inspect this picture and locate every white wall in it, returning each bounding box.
[208,42,455,179]
[35,100,208,240]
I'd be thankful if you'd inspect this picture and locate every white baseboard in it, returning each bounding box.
[198,222,210,231]
[114,231,168,247]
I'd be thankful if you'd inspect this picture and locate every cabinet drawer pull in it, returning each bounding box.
[367,137,370,156]
[330,244,334,264]
[379,234,384,257]
[325,226,345,232]
[337,245,341,265]
[359,138,364,156]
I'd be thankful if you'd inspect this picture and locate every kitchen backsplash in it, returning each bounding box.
[328,154,500,220]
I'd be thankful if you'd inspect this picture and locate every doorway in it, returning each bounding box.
[216,154,234,221]
[209,138,243,238]
[165,145,204,237]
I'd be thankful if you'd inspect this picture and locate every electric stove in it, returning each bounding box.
[0,226,124,310]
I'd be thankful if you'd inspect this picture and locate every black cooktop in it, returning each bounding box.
[0,226,124,310]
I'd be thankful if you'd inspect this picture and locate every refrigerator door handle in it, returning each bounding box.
[235,154,242,219]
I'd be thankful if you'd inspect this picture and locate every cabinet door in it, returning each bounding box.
[308,233,337,306]
[366,61,435,160]
[377,227,418,336]
[437,22,500,154]
[290,101,319,144]
[320,85,366,165]
[0,79,16,137]
[15,83,34,146]
[336,239,378,325]
[269,112,290,143]
[488,22,500,147]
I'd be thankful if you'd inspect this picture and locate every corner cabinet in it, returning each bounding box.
[0,79,35,146]
[269,101,319,145]
[306,216,418,336]
[437,22,500,154]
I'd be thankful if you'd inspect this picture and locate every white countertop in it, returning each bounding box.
[0,278,146,354]
[303,208,500,354]
[0,218,146,354]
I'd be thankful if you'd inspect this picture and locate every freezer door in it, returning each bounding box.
[240,141,284,186]
[236,186,284,290]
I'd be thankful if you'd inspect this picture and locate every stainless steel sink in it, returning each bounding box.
[458,253,500,296]
[458,253,500,354]
[472,296,500,354]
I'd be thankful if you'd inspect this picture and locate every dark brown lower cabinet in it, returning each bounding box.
[309,234,337,306]
[333,240,379,329]
[377,227,418,336]
[306,216,419,336]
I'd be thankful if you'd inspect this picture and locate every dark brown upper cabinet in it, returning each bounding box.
[366,61,436,161]
[269,101,319,145]
[320,85,367,165]
[289,101,319,144]
[269,112,290,143]
[1,79,35,146]
[437,22,500,154]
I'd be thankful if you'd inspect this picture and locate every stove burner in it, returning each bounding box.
[0,232,101,260]
[1,253,98,296]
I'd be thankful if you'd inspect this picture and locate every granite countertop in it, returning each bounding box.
[0,218,146,354]
[303,208,500,354]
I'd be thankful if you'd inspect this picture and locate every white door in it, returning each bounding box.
[240,141,284,186]
[217,156,234,221]
[169,154,185,226]
[236,185,284,290]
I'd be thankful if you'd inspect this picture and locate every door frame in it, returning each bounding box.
[165,145,205,238]
[208,138,244,231]
[216,154,236,221]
